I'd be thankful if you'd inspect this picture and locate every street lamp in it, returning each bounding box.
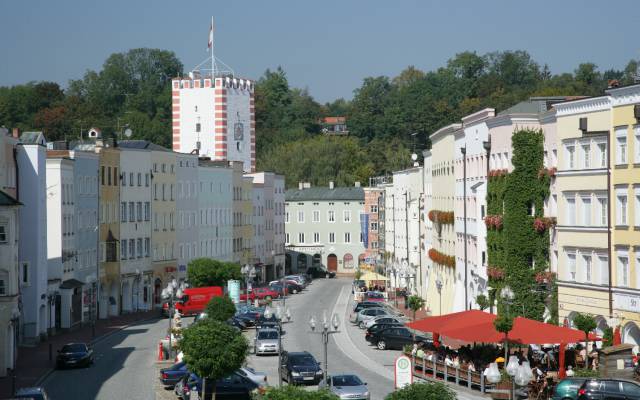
[241,264,256,307]
[265,305,292,387]
[309,310,340,383]
[435,278,443,315]
[500,285,515,362]
[161,278,185,359]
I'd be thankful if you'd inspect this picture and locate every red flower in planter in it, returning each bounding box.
[487,266,505,280]
[548,167,557,177]
[533,218,546,233]
[494,215,503,230]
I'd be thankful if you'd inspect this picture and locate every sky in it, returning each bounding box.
[1,0,639,103]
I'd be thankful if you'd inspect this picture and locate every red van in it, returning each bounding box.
[162,286,224,316]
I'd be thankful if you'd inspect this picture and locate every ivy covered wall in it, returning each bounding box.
[486,129,551,321]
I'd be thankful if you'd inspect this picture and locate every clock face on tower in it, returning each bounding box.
[234,122,244,140]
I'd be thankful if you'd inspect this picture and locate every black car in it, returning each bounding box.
[159,361,189,388]
[234,312,258,327]
[255,315,280,331]
[177,372,259,400]
[269,282,300,295]
[307,266,335,279]
[365,323,405,343]
[56,342,94,368]
[280,351,324,385]
[226,317,248,331]
[577,378,640,399]
[370,327,429,350]
[14,387,50,400]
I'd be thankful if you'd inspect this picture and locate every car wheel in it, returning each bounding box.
[359,321,366,329]
[288,373,294,384]
[325,273,330,278]
[292,288,298,294]
[377,340,387,350]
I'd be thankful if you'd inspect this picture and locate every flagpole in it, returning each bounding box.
[211,16,215,78]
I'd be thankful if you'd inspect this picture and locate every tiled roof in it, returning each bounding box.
[285,187,364,201]
[0,190,21,206]
[118,140,170,152]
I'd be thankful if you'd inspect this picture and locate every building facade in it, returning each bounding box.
[285,184,366,275]
[171,76,256,173]
[175,153,199,280]
[363,187,383,263]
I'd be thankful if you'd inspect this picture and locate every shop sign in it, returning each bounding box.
[614,293,640,313]
[394,355,412,389]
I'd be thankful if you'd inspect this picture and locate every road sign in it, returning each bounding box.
[394,354,413,389]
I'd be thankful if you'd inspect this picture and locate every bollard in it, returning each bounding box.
[49,343,53,361]
[455,367,459,385]
[480,371,485,393]
[157,341,164,361]
[467,369,472,388]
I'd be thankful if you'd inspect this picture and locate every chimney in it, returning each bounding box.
[12,128,19,138]
[329,181,334,190]
[298,182,303,190]
[354,181,361,187]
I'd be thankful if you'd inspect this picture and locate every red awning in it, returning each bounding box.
[405,309,492,332]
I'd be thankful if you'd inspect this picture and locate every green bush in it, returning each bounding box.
[205,295,236,322]
[385,382,457,400]
[187,258,242,287]
[254,385,339,399]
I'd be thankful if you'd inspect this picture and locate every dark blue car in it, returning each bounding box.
[159,361,189,388]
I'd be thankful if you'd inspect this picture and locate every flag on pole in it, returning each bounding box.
[208,21,214,49]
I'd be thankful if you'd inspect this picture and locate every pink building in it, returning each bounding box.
[364,187,383,262]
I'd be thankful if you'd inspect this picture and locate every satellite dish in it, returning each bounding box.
[124,128,133,138]
[411,153,418,161]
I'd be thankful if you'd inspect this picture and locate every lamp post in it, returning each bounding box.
[435,278,443,315]
[265,305,291,387]
[501,285,515,361]
[161,278,185,359]
[309,310,340,383]
[241,264,256,307]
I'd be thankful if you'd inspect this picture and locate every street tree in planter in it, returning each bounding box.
[573,313,597,349]
[180,319,248,400]
[494,312,514,362]
[187,258,242,287]
[256,385,338,400]
[475,294,490,311]
[385,382,456,400]
[205,295,236,322]
[407,295,426,343]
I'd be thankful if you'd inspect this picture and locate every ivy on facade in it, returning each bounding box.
[486,129,552,321]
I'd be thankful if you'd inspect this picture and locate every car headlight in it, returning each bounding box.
[291,371,300,376]
[315,370,323,375]
[364,391,370,397]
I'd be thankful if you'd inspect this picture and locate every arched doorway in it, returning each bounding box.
[327,254,338,272]
[623,322,640,351]
[296,254,308,272]
[312,254,322,268]
[285,254,292,274]
[343,253,354,269]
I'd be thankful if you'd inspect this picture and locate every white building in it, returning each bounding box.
[118,145,153,312]
[422,151,434,303]
[17,132,49,342]
[251,180,266,281]
[273,175,286,278]
[171,76,256,173]
[176,153,199,280]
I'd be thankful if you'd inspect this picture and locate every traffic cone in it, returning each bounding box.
[157,341,164,361]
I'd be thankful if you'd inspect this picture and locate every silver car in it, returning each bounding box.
[238,366,268,387]
[319,374,370,400]
[355,308,390,328]
[254,328,280,355]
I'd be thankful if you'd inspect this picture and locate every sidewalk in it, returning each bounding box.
[0,310,160,398]
[387,292,430,320]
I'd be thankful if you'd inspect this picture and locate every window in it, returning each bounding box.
[596,141,607,168]
[137,238,142,258]
[636,188,640,227]
[343,210,351,223]
[0,277,5,295]
[161,163,166,173]
[371,222,378,231]
[120,202,127,222]
[635,126,640,163]
[122,172,126,186]
[616,127,627,165]
[298,233,305,243]
[129,240,135,259]
[21,262,29,286]
[145,202,150,221]
[360,232,364,243]
[137,173,142,186]
[598,197,608,226]
[313,210,320,223]
[583,255,592,283]
[145,173,150,187]
[313,232,320,243]
[101,166,105,185]
[616,188,628,225]
[566,197,576,225]
[328,210,335,222]
[0,224,6,243]
[581,142,591,168]
[285,212,289,224]
[599,255,609,285]
[107,166,112,185]
[582,196,591,226]
[121,239,127,260]
[370,205,378,213]
[145,238,150,257]
[329,232,335,243]
[297,211,304,223]
[129,202,135,222]
[565,144,575,169]
[567,252,576,281]
[137,202,142,222]
[618,251,629,287]
[285,233,290,244]
[344,232,351,243]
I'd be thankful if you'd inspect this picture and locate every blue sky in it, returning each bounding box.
[1,0,638,102]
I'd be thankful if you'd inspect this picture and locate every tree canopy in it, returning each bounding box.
[256,386,338,400]
[187,258,242,288]
[205,295,236,322]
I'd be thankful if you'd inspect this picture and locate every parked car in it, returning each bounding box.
[578,378,640,399]
[365,323,405,343]
[227,317,248,331]
[364,316,407,330]
[319,374,370,400]
[254,328,280,355]
[284,275,308,288]
[163,286,224,317]
[350,302,384,321]
[176,372,261,400]
[56,342,94,368]
[237,366,268,387]
[307,266,335,278]
[352,308,389,326]
[363,291,385,302]
[159,361,189,388]
[269,282,301,295]
[255,314,280,332]
[551,377,588,400]
[14,387,50,400]
[370,326,429,350]
[280,351,324,385]
[252,287,280,301]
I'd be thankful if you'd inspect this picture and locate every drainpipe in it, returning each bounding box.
[607,129,613,319]
[461,146,468,310]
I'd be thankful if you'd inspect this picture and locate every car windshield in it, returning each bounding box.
[291,355,317,366]
[61,344,86,353]
[258,330,279,339]
[332,375,363,386]
[367,292,383,299]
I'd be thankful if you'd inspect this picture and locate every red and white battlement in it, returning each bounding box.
[172,76,255,173]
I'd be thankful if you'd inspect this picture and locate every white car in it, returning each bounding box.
[237,366,268,387]
[355,308,390,328]
[364,315,407,329]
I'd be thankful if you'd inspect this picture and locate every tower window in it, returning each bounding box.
[196,123,201,133]
[237,142,241,151]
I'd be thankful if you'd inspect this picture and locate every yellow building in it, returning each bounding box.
[607,84,640,346]
[95,140,121,318]
[554,96,612,335]
[423,123,460,315]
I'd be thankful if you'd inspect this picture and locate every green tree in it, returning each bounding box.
[205,295,236,322]
[475,294,490,311]
[573,313,597,347]
[385,382,456,400]
[256,385,339,400]
[187,258,242,288]
[180,320,248,400]
[407,295,425,322]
